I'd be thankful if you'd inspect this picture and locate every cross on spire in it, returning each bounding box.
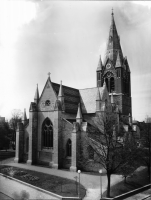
[111,8,114,16]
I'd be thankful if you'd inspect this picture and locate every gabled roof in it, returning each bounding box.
[39,76,58,103]
[79,87,105,113]
[52,82,80,114]
[38,75,109,115]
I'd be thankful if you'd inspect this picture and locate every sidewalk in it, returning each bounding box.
[4,162,123,200]
[0,192,13,200]
[124,189,151,200]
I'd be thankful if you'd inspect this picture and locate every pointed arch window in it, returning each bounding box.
[66,139,72,157]
[110,77,115,92]
[42,118,53,149]
[97,72,101,81]
[105,78,109,91]
[87,145,94,160]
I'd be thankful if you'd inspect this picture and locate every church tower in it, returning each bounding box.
[96,10,132,117]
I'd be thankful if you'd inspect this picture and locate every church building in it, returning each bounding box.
[14,11,132,172]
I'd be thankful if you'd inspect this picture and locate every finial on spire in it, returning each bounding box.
[48,72,51,77]
[111,8,114,16]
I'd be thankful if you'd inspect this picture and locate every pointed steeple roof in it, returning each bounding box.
[96,87,101,101]
[96,55,103,71]
[34,84,39,103]
[23,108,27,121]
[29,102,36,111]
[58,80,64,97]
[103,79,107,89]
[76,103,82,119]
[104,10,123,65]
[115,51,122,68]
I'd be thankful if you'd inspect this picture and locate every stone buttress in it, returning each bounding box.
[14,122,24,163]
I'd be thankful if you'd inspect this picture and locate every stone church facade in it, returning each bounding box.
[14,11,132,172]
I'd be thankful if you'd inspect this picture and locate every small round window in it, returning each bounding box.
[45,100,50,106]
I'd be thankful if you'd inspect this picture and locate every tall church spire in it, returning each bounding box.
[104,10,123,65]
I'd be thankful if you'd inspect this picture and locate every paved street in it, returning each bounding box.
[5,162,123,200]
[0,192,13,200]
[1,158,151,200]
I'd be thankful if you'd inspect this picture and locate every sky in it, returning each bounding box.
[0,0,151,122]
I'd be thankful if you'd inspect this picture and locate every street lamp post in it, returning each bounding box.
[99,169,103,199]
[74,176,78,194]
[78,170,81,198]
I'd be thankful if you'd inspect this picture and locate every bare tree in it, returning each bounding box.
[86,112,138,197]
[0,121,11,151]
[139,118,151,182]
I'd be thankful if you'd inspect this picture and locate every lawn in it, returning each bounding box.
[0,165,86,198]
[103,166,149,197]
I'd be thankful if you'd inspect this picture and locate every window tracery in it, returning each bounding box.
[42,118,53,149]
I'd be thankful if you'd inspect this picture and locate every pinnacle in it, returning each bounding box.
[115,51,122,68]
[96,55,103,71]
[58,80,64,97]
[76,103,82,119]
[34,84,39,101]
[23,108,27,121]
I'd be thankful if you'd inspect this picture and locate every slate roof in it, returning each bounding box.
[79,87,104,114]
[52,82,80,114]
[52,82,106,114]
[104,12,123,66]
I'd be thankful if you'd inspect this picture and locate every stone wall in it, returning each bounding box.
[62,119,73,168]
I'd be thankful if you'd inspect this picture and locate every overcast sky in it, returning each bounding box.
[0,0,151,121]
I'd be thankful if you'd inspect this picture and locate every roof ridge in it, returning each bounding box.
[79,86,103,91]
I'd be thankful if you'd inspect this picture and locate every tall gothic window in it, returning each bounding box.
[66,139,72,157]
[97,72,101,80]
[42,118,53,149]
[87,145,94,159]
[110,77,115,92]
